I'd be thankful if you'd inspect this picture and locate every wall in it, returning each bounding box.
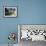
[0,0,46,44]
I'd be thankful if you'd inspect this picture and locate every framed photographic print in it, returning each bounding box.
[4,6,17,17]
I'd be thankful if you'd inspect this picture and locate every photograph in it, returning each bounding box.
[4,6,17,17]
